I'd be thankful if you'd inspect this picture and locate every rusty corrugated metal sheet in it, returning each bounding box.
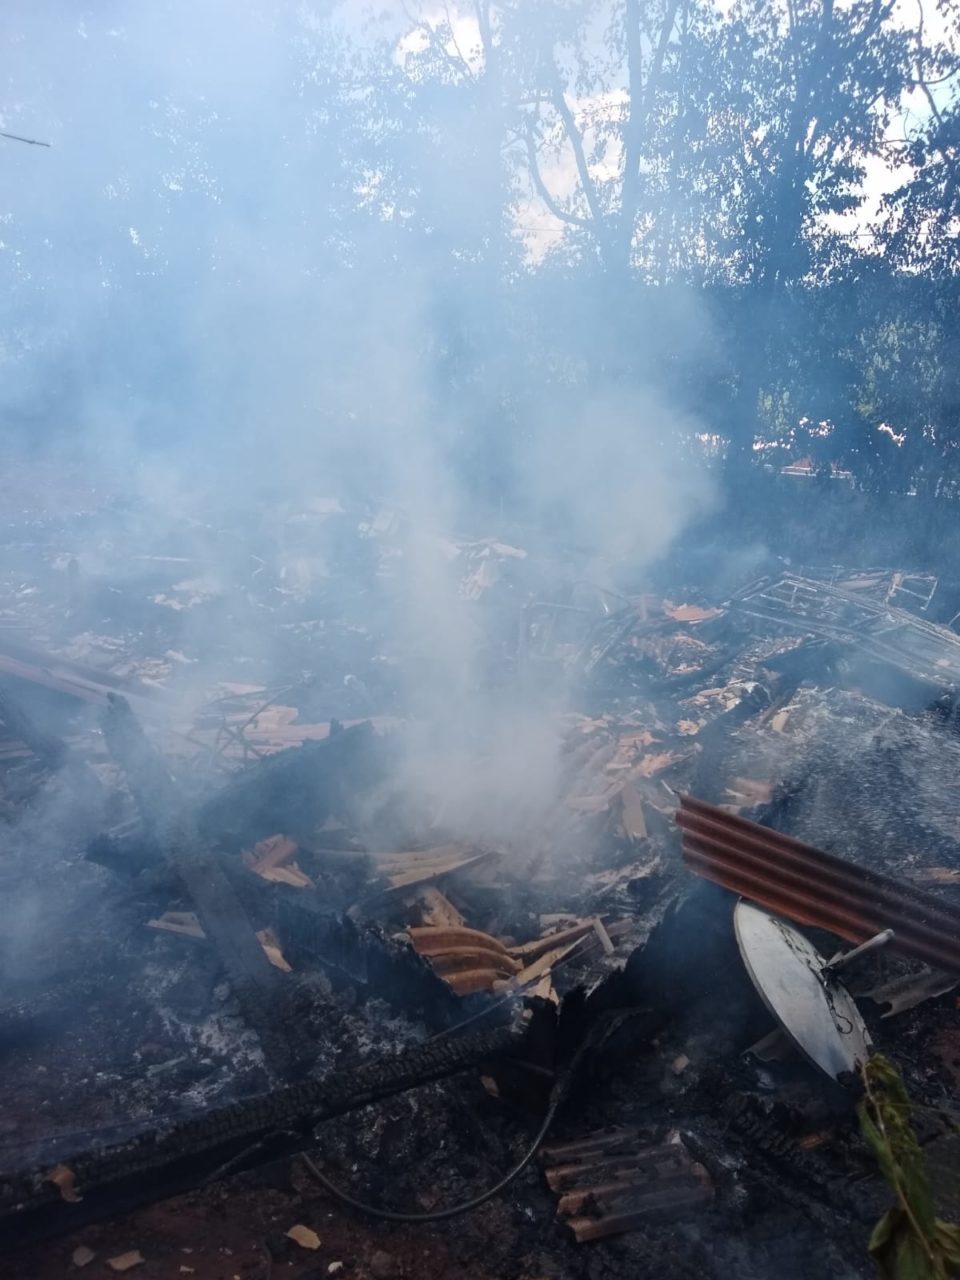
[676,794,960,974]
[407,924,519,995]
[540,1128,713,1243]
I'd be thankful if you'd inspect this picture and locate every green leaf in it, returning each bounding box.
[894,1231,941,1280]
[934,1222,960,1270]
[859,1105,902,1190]
[859,1056,960,1280]
[869,1207,901,1255]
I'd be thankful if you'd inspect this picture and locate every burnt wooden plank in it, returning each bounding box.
[0,1018,523,1245]
[100,694,293,1074]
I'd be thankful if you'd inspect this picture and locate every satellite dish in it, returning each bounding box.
[734,900,872,1082]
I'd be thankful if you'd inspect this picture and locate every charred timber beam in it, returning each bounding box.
[85,826,163,876]
[100,695,297,1076]
[85,828,274,919]
[101,694,184,830]
[196,719,387,848]
[0,633,162,711]
[278,903,470,1032]
[0,681,69,771]
[0,1018,524,1245]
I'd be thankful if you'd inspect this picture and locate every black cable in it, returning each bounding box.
[295,997,537,1221]
[299,1010,632,1223]
[300,1093,560,1223]
[425,989,521,1043]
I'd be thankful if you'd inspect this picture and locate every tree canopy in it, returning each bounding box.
[1,0,959,507]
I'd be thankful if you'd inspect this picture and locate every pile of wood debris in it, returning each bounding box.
[2,523,960,1280]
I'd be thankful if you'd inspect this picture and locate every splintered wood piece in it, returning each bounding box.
[107,1253,144,1273]
[47,1164,81,1202]
[635,751,684,778]
[239,704,300,731]
[416,886,466,928]
[616,730,657,748]
[147,912,205,939]
[386,850,494,891]
[725,776,773,805]
[190,716,403,754]
[798,1129,833,1150]
[513,937,586,988]
[0,642,161,708]
[619,785,647,840]
[585,861,660,892]
[566,783,623,814]
[249,834,299,871]
[528,973,559,1004]
[250,862,315,889]
[910,867,960,884]
[256,928,292,972]
[286,1225,321,1250]
[592,918,615,955]
[370,843,467,867]
[72,1246,96,1268]
[510,920,605,961]
[663,603,723,622]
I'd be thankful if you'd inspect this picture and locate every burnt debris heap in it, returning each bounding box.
[1,536,959,1280]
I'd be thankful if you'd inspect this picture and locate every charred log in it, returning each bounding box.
[100,694,303,1078]
[0,1017,525,1246]
[197,719,392,847]
[278,901,475,1030]
[0,681,69,771]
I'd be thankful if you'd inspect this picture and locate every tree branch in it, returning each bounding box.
[620,0,681,263]
[548,72,606,230]
[473,0,493,63]
[523,124,593,230]
[862,0,889,41]
[443,1,477,80]
[399,0,476,83]
[638,0,682,126]
[914,0,960,193]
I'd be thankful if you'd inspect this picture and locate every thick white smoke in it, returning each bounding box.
[0,0,715,845]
